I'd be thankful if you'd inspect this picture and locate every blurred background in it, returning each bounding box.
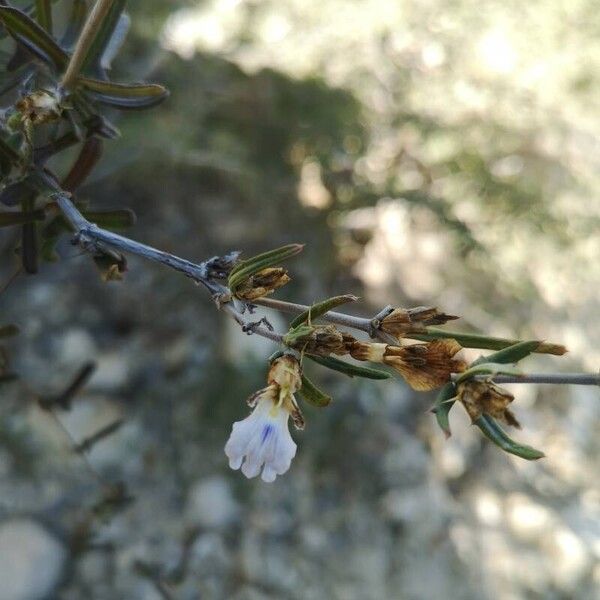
[0,0,599,598]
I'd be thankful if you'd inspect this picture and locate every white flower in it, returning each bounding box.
[224,387,297,482]
[225,354,304,483]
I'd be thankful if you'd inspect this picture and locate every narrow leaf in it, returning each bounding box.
[34,0,52,33]
[78,77,169,110]
[307,354,391,380]
[289,295,359,329]
[0,6,68,70]
[60,0,86,49]
[408,329,566,356]
[80,0,127,76]
[471,340,544,367]
[61,136,103,192]
[432,382,457,438]
[100,12,130,70]
[475,415,545,460]
[298,374,332,407]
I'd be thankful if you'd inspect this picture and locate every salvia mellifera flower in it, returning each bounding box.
[457,380,521,428]
[379,306,459,339]
[234,267,290,301]
[350,339,466,391]
[224,354,304,482]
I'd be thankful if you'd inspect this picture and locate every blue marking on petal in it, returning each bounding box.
[261,424,274,444]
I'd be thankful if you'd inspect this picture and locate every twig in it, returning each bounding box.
[464,373,600,386]
[52,192,284,343]
[252,297,566,355]
[61,0,115,89]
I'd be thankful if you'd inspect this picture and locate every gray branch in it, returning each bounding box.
[52,192,284,344]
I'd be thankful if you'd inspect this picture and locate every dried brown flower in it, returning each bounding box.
[380,306,459,338]
[16,90,62,125]
[457,380,521,428]
[234,267,290,300]
[350,339,466,391]
[288,325,356,356]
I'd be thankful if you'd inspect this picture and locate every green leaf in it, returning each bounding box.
[80,0,127,76]
[307,355,391,380]
[0,208,45,227]
[0,6,68,70]
[475,415,545,460]
[432,382,457,438]
[0,324,20,338]
[228,243,303,292]
[61,136,103,192]
[60,0,86,50]
[77,77,169,110]
[408,329,566,356]
[471,340,543,367]
[100,12,130,71]
[34,0,52,33]
[454,362,524,385]
[289,295,358,329]
[298,374,332,407]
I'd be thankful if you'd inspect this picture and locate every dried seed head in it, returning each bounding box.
[234,267,290,301]
[458,380,521,428]
[383,339,466,391]
[380,306,459,338]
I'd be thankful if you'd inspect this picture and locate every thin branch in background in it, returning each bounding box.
[73,418,124,453]
[38,360,96,410]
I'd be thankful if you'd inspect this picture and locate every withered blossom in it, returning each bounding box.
[16,89,62,125]
[380,306,459,339]
[225,355,304,482]
[234,267,290,301]
[350,339,466,391]
[457,380,521,428]
[286,324,355,356]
